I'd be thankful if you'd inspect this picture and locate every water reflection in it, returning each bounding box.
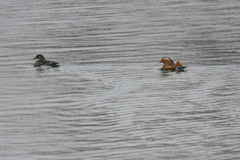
[0,0,240,160]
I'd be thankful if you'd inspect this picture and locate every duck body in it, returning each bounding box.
[33,54,59,67]
[159,57,186,71]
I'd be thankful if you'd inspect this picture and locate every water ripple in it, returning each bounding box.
[1,0,240,160]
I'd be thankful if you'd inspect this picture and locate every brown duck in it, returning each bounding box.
[33,54,59,67]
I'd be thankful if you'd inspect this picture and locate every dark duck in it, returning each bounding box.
[33,54,59,67]
[159,57,186,71]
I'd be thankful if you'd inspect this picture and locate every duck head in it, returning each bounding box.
[159,57,174,65]
[33,54,45,61]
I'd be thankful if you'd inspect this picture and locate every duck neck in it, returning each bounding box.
[37,57,45,62]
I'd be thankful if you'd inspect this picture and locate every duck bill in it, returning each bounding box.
[159,61,162,63]
[33,56,37,59]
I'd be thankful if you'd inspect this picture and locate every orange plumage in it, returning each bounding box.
[159,57,185,71]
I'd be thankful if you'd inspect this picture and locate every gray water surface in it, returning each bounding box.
[1,0,240,159]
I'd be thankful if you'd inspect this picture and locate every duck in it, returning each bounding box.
[33,54,59,67]
[159,57,186,71]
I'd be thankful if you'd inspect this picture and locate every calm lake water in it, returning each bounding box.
[1,0,240,159]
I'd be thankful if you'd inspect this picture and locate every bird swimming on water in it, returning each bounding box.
[33,54,59,67]
[159,57,186,71]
